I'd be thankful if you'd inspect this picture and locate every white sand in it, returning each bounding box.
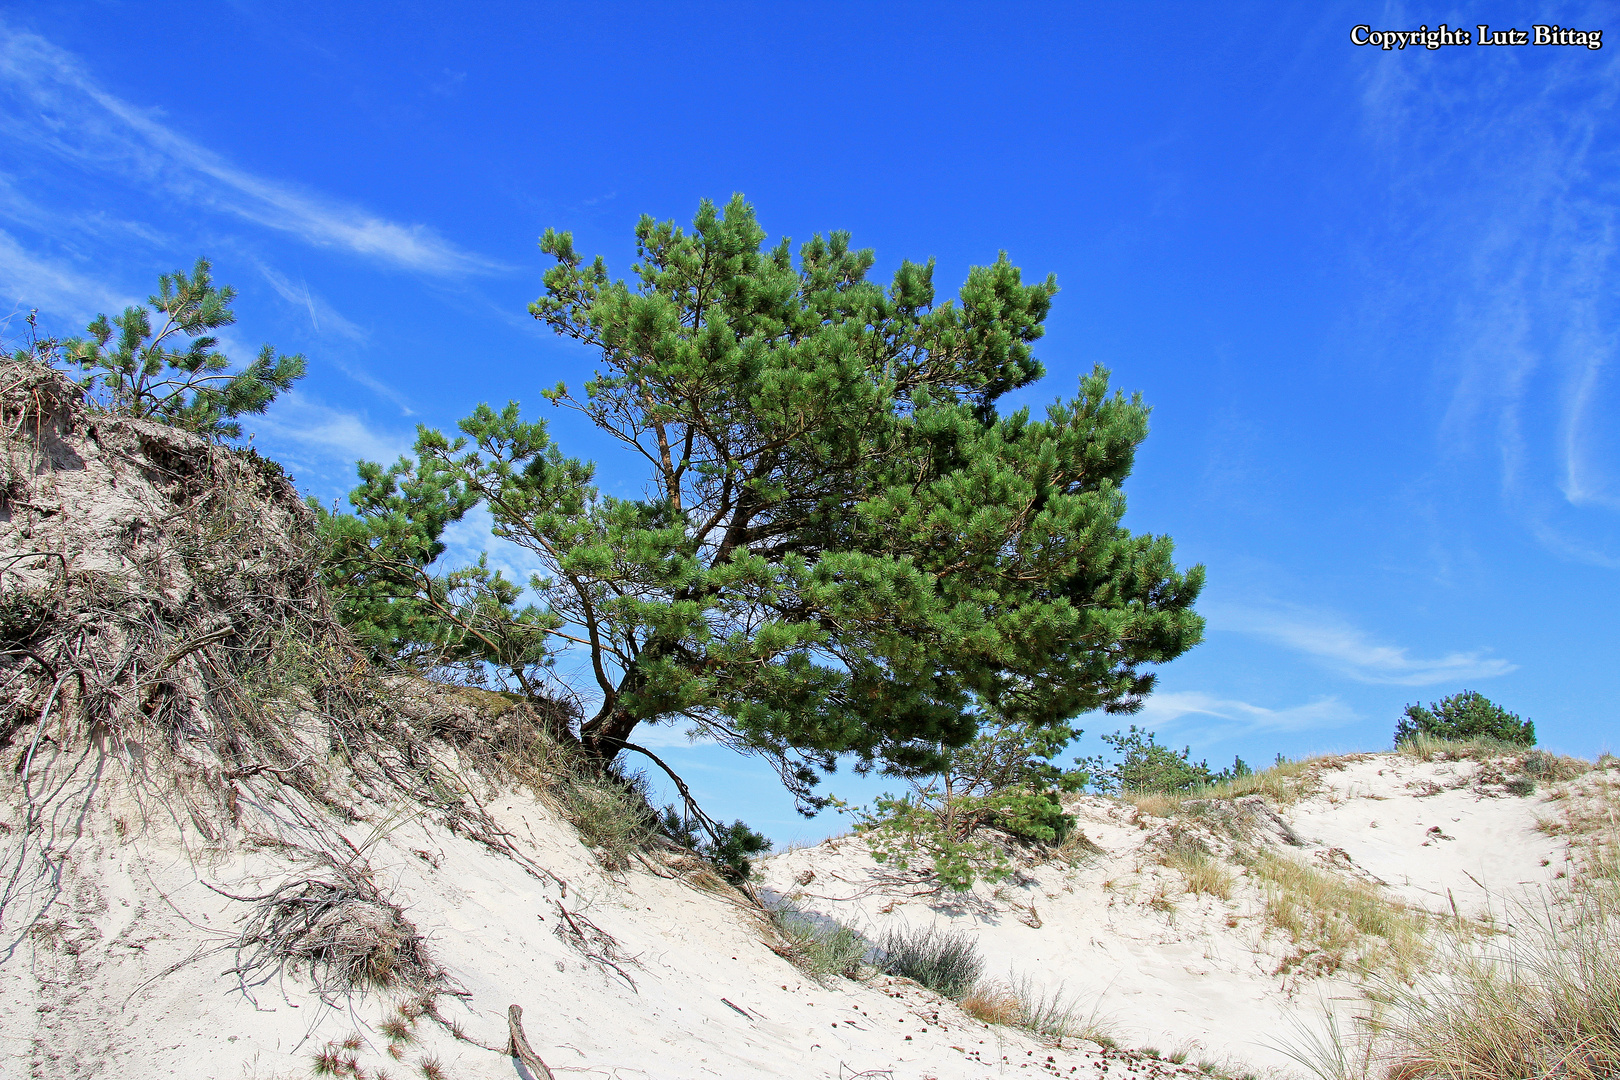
[0,770,1202,1080]
[0,743,1602,1079]
[757,754,1592,1076]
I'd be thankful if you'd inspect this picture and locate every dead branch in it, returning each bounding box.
[552,899,639,991]
[507,1004,558,1080]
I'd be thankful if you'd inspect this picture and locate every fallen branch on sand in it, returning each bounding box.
[508,1004,557,1080]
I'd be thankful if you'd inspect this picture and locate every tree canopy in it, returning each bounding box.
[1394,691,1534,747]
[14,258,306,439]
[330,195,1205,810]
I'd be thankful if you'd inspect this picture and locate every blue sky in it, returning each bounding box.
[2,3,1616,843]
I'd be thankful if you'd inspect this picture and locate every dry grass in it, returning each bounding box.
[1395,734,1560,765]
[1199,756,1334,807]
[1127,756,1333,820]
[1293,866,1620,1080]
[960,974,1107,1044]
[1248,851,1427,976]
[1010,974,1096,1041]
[554,768,659,867]
[1128,792,1176,818]
[960,982,1022,1025]
[1160,837,1235,900]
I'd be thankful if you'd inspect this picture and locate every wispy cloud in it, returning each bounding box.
[0,24,500,276]
[1209,602,1515,686]
[1133,690,1358,744]
[0,228,133,320]
[247,391,411,468]
[256,262,368,342]
[1358,29,1620,566]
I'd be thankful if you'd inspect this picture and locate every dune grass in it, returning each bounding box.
[1127,755,1334,819]
[959,973,1111,1044]
[1247,850,1428,976]
[1160,836,1235,900]
[873,924,985,998]
[1289,869,1620,1080]
[766,902,869,982]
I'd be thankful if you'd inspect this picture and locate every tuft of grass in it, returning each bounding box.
[873,924,984,999]
[767,902,869,981]
[1521,749,1588,783]
[1308,875,1620,1079]
[959,974,1105,1044]
[312,1046,343,1077]
[1197,755,1332,807]
[1248,851,1427,976]
[380,1016,413,1044]
[1160,836,1235,900]
[1129,792,1175,818]
[557,768,658,867]
[1010,974,1091,1040]
[417,1057,445,1080]
[960,982,1021,1025]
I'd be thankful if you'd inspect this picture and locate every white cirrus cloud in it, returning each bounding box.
[1208,602,1516,686]
[1358,38,1620,565]
[0,25,500,276]
[0,228,134,321]
[1130,690,1359,744]
[246,391,411,470]
[255,261,368,343]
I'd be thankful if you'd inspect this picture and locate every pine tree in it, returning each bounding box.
[22,258,307,438]
[313,451,560,712]
[1394,690,1534,747]
[364,196,1204,810]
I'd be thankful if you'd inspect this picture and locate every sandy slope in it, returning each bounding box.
[757,753,1599,1076]
[1,741,1609,1080]
[0,763,1210,1080]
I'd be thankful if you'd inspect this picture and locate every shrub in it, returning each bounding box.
[873,925,984,998]
[846,712,1087,891]
[1082,726,1252,795]
[658,808,770,885]
[1394,691,1534,748]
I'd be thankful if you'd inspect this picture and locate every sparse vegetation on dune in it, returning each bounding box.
[765,901,870,982]
[1122,753,1335,820]
[1159,836,1235,900]
[1288,830,1620,1080]
[1246,849,1430,977]
[873,924,985,999]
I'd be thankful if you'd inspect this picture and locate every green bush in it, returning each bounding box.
[873,925,984,998]
[845,713,1087,891]
[658,808,769,885]
[1393,691,1534,748]
[17,258,305,439]
[1082,726,1250,795]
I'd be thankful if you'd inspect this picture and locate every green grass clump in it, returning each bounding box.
[873,924,984,998]
[768,903,869,981]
